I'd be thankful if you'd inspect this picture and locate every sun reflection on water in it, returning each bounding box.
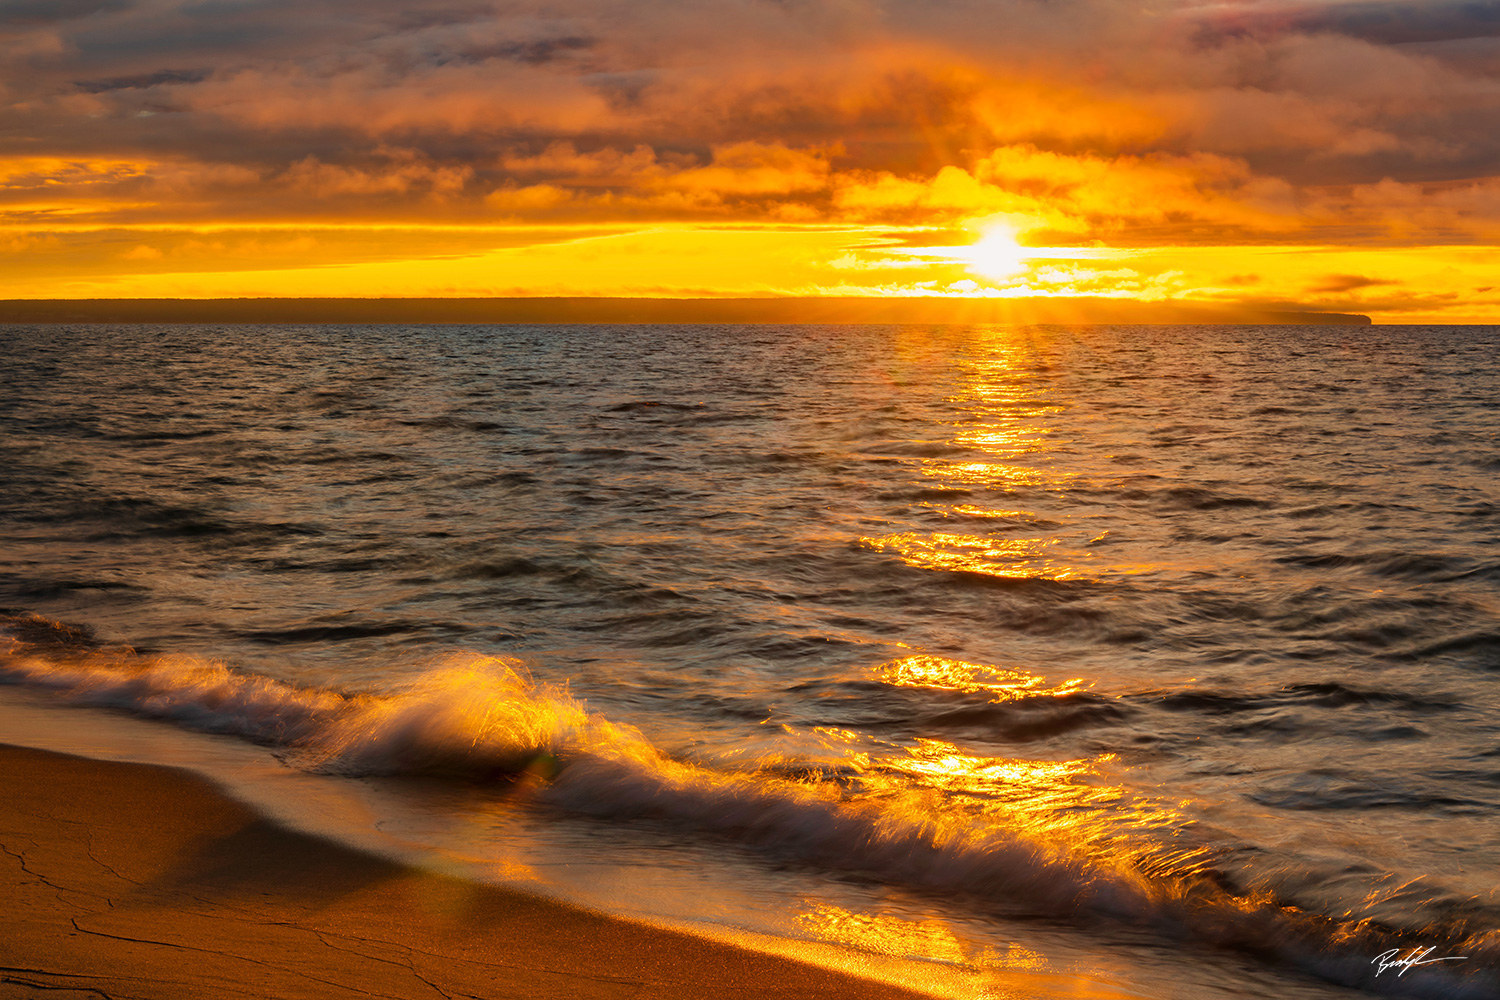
[858,531,1092,580]
[798,902,973,963]
[934,459,1055,488]
[860,333,1167,583]
[796,901,1052,974]
[945,504,1037,520]
[863,738,1110,816]
[878,654,1089,701]
[804,721,1218,889]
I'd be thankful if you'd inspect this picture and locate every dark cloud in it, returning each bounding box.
[1308,273,1398,293]
[1200,0,1500,46]
[1230,1,1500,46]
[458,36,595,65]
[75,68,210,93]
[382,4,496,32]
[0,0,129,25]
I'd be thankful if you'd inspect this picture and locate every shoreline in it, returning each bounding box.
[0,743,934,1000]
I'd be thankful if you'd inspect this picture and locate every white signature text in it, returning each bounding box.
[1372,947,1468,977]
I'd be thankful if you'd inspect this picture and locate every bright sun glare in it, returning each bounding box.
[961,227,1028,280]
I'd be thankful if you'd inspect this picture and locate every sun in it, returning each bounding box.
[960,226,1028,280]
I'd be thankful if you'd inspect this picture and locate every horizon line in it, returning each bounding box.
[0,296,1374,326]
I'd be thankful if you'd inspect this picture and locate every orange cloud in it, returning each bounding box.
[831,145,1300,240]
[654,142,833,198]
[501,143,664,180]
[283,151,472,198]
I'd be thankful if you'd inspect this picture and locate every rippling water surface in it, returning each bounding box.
[2,322,1498,999]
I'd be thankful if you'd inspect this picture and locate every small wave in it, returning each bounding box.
[1438,560,1500,584]
[392,415,510,433]
[865,441,968,458]
[918,696,1129,741]
[1161,487,1272,511]
[14,578,148,599]
[790,682,1128,743]
[235,618,475,644]
[40,495,323,543]
[873,486,974,501]
[1414,631,1500,666]
[1283,503,1352,519]
[297,449,405,466]
[605,400,702,413]
[1274,548,1477,583]
[1148,681,1457,715]
[797,657,1131,743]
[1457,502,1498,519]
[105,427,222,442]
[451,557,546,579]
[1249,770,1496,813]
[570,447,636,460]
[0,613,343,744]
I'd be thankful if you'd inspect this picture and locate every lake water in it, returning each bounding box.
[2,322,1497,999]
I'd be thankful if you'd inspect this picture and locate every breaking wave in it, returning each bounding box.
[1,611,1496,999]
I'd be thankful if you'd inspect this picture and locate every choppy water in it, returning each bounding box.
[2,322,1498,999]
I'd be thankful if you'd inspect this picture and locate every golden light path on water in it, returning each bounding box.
[784,718,1219,988]
[859,331,1157,581]
[828,332,1227,977]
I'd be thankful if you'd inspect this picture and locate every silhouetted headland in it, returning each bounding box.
[0,297,1372,325]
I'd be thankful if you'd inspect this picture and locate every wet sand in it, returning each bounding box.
[0,744,932,1000]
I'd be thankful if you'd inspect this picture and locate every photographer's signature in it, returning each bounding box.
[1372,947,1468,977]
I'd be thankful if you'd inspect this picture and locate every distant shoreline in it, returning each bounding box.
[0,297,1372,325]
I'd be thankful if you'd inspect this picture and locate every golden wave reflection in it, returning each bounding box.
[797,902,1048,972]
[840,735,1215,881]
[797,902,971,964]
[871,337,1117,582]
[876,739,1105,810]
[946,504,1035,520]
[932,459,1054,488]
[859,531,1092,580]
[879,654,1089,701]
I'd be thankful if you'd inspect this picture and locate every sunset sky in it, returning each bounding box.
[4,0,1500,321]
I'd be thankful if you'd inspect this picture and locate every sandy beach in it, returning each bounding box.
[0,743,931,1000]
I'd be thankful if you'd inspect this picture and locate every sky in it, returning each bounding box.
[3,0,1500,320]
